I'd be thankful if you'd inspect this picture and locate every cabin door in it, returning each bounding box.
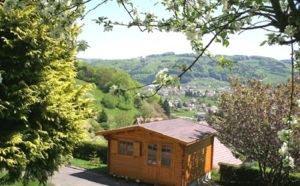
[144,143,174,185]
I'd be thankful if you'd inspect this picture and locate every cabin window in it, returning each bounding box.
[119,141,133,155]
[161,145,171,166]
[148,143,157,165]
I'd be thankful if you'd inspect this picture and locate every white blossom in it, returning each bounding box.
[154,68,169,83]
[277,129,292,142]
[109,84,119,94]
[284,25,296,37]
[296,100,300,107]
[287,116,298,125]
[279,142,289,156]
[283,156,295,168]
[280,0,288,11]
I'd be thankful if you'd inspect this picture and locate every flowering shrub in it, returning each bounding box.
[210,78,300,186]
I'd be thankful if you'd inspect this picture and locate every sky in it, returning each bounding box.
[76,1,293,60]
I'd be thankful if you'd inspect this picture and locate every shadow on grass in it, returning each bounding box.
[88,166,108,174]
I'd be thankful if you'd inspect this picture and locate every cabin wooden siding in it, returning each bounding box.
[105,131,214,186]
[108,130,145,179]
[97,118,217,186]
[184,136,214,185]
[105,129,184,186]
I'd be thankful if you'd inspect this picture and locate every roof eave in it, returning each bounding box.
[185,133,216,146]
[95,125,140,136]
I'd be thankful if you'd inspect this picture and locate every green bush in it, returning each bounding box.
[99,122,110,130]
[101,94,118,109]
[73,141,108,164]
[289,174,300,186]
[89,152,102,167]
[218,162,300,186]
[117,102,132,111]
[219,162,262,185]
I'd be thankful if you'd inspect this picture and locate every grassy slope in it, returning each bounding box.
[75,79,139,127]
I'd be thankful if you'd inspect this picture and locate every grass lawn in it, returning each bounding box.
[171,109,195,117]
[70,158,108,174]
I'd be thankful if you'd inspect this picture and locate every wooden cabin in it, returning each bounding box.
[95,118,216,186]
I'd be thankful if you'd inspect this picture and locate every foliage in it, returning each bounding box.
[0,172,55,186]
[89,152,102,167]
[76,77,139,130]
[0,0,91,185]
[218,163,300,186]
[162,99,171,117]
[99,122,110,130]
[138,101,166,119]
[218,163,261,185]
[101,94,118,109]
[112,110,136,128]
[76,61,140,93]
[97,110,108,123]
[88,119,102,132]
[209,78,300,186]
[73,141,107,164]
[76,61,168,128]
[83,54,291,85]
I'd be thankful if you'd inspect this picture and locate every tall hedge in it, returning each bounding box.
[73,141,108,164]
[219,163,300,186]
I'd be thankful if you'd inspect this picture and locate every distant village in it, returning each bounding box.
[146,83,231,121]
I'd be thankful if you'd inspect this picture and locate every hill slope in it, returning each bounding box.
[79,53,291,84]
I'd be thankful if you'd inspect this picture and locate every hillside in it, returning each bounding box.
[79,53,291,84]
[74,62,168,139]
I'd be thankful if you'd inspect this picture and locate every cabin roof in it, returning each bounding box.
[95,118,216,144]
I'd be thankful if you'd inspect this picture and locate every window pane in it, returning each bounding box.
[161,145,171,166]
[127,142,133,155]
[119,141,126,155]
[148,143,157,165]
[119,141,133,156]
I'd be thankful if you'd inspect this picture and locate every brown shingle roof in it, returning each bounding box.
[96,118,216,144]
[141,118,216,143]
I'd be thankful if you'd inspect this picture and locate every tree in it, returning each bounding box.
[113,111,135,128]
[0,1,91,185]
[208,78,300,186]
[98,110,110,130]
[97,109,108,123]
[139,101,166,119]
[177,101,182,108]
[162,99,171,117]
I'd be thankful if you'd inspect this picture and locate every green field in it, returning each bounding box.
[172,109,195,117]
